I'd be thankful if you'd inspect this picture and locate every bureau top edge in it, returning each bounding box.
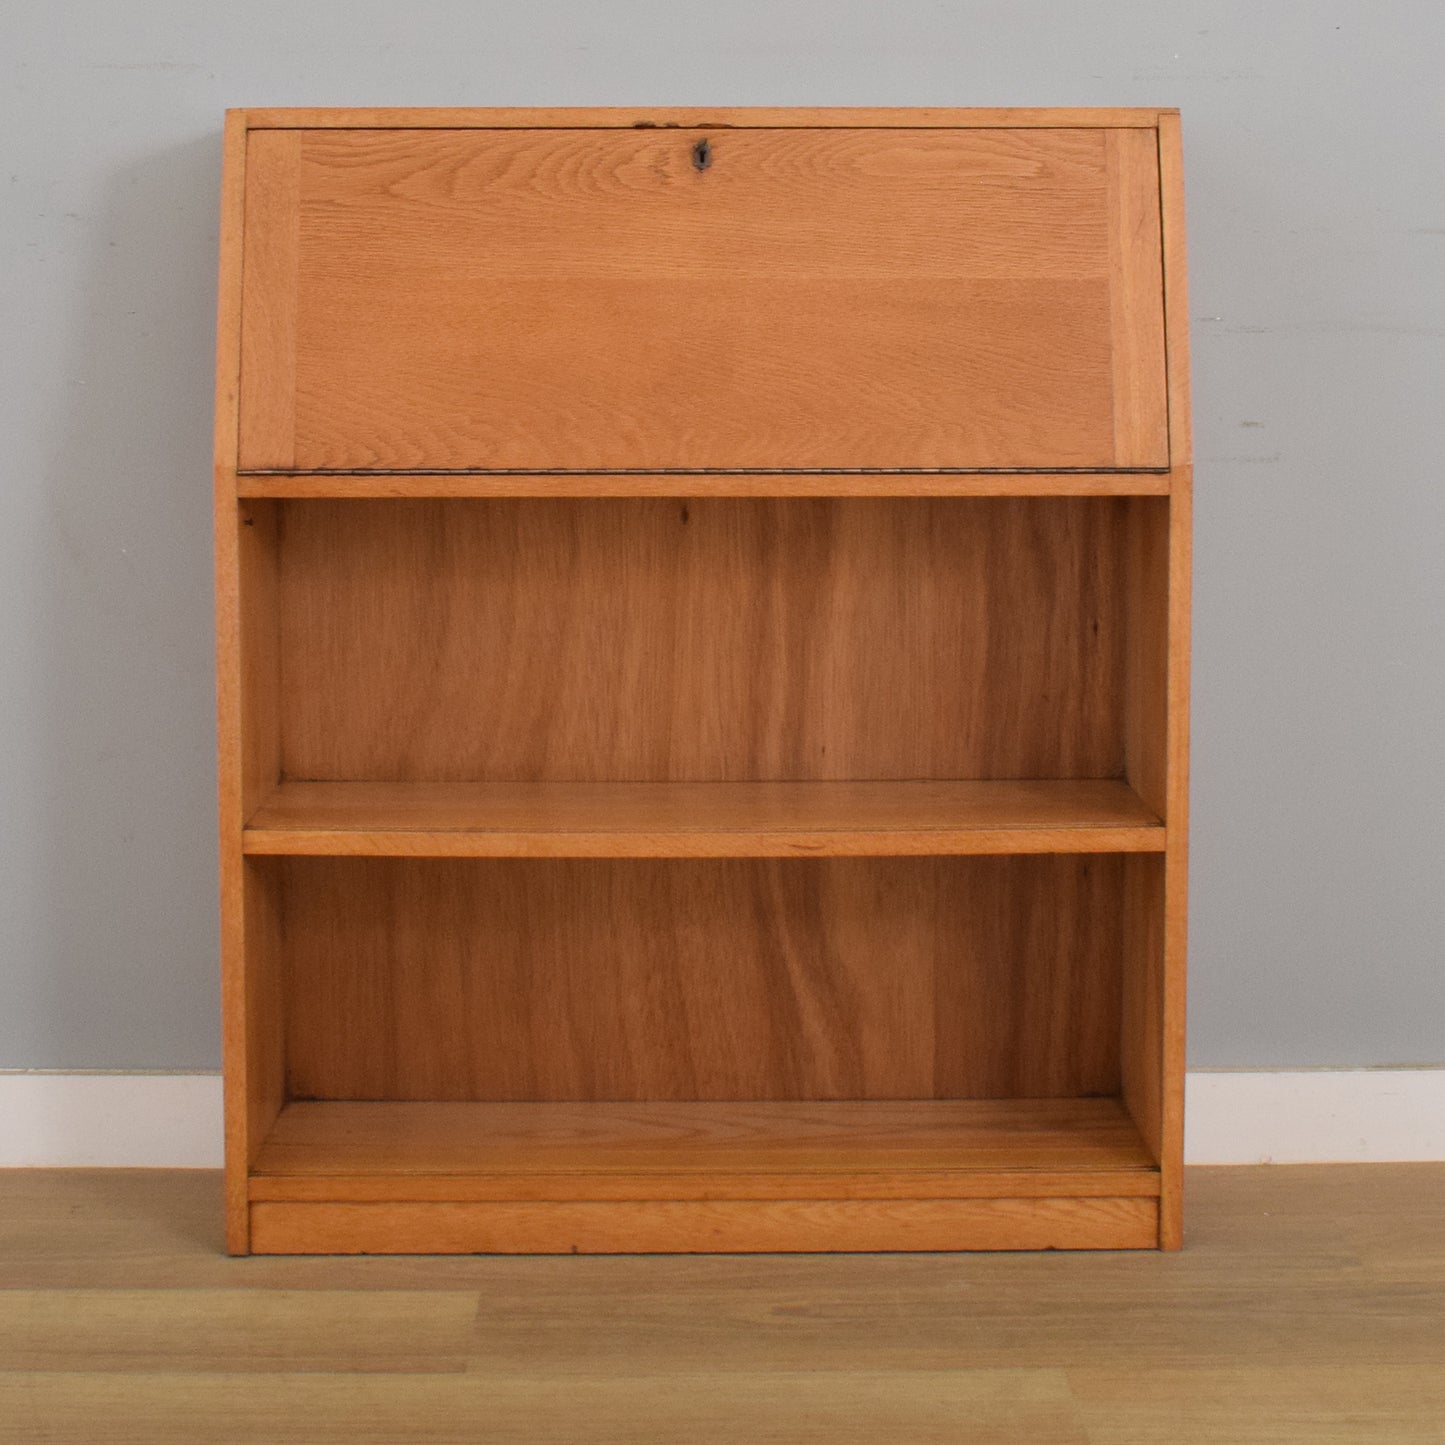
[229,106,1175,130]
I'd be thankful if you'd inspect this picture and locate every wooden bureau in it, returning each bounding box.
[214,107,1191,1254]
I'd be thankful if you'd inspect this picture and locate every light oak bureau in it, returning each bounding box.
[213,106,1191,1255]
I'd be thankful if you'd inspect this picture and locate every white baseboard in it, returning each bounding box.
[1184,1068,1445,1164]
[0,1072,224,1167]
[0,1069,1441,1168]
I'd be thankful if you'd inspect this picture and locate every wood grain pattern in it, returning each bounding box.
[214,106,1189,1254]
[1120,853,1165,1182]
[230,505,285,1256]
[251,1098,1156,1182]
[250,1172,1160,1204]
[239,858,284,1168]
[1160,473,1193,1248]
[238,105,1170,129]
[237,471,1175,498]
[1118,493,1169,1220]
[280,855,1127,1103]
[1105,129,1168,467]
[212,110,252,1254]
[249,1196,1159,1254]
[1159,114,1193,466]
[933,855,1126,1102]
[1122,497,1169,818]
[235,127,1167,472]
[237,130,300,471]
[244,779,1163,857]
[237,501,280,820]
[1157,114,1192,1248]
[277,497,1127,784]
[212,111,247,486]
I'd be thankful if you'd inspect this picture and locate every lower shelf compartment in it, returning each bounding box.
[247,1098,1161,1253]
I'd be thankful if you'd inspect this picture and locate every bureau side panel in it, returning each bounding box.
[1158,114,1192,1249]
[1120,498,1168,1194]
[214,111,250,1251]
[217,113,287,1252]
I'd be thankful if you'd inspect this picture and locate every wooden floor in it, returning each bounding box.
[0,1166,1441,1442]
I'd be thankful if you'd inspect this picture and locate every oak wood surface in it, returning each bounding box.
[213,104,1190,1258]
[212,111,246,483]
[249,1098,1160,1220]
[249,1172,1160,1205]
[249,1196,1158,1255]
[236,470,1175,498]
[244,778,1164,857]
[212,110,252,1253]
[235,502,281,819]
[234,503,284,1248]
[237,131,299,471]
[1159,471,1192,1248]
[277,497,1128,784]
[252,1098,1157,1181]
[1105,128,1169,464]
[1122,497,1169,819]
[280,855,1126,1105]
[1159,114,1193,467]
[1157,114,1193,1250]
[1118,494,1170,1202]
[1120,854,1166,1179]
[239,860,283,1167]
[237,105,1172,129]
[236,126,1167,472]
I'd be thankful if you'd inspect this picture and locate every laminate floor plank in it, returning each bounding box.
[0,1369,1087,1445]
[1069,1366,1445,1444]
[0,1289,476,1374]
[0,1166,1441,1442]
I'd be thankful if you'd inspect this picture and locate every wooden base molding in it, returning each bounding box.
[250,1197,1160,1255]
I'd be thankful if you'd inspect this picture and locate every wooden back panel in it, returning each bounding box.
[282,854,1124,1103]
[238,126,1167,472]
[276,497,1127,783]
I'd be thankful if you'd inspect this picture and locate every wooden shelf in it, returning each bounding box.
[234,471,1176,499]
[252,1097,1159,1198]
[243,779,1165,859]
[246,1099,1160,1252]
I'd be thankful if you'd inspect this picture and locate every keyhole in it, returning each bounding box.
[692,138,712,172]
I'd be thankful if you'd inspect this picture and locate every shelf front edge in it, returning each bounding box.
[242,826,1166,859]
[231,471,1177,499]
[243,779,1165,858]
[248,1168,1161,1203]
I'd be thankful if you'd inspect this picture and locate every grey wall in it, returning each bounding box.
[2,2,1441,1070]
